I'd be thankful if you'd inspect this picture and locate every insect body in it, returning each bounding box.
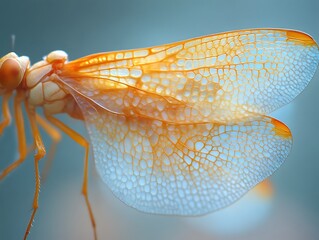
[0,29,319,240]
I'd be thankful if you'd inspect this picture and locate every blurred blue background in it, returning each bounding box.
[0,0,319,239]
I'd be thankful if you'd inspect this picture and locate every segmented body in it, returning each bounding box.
[24,51,80,118]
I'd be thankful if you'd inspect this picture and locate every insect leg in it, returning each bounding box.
[24,103,46,240]
[0,92,28,180]
[46,115,97,240]
[0,92,12,135]
[36,114,62,182]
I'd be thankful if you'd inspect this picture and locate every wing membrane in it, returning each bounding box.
[72,93,292,215]
[57,29,316,214]
[61,29,319,123]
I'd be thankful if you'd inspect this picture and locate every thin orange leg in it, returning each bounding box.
[36,114,62,182]
[0,92,28,180]
[46,115,97,240]
[0,92,12,135]
[24,103,46,240]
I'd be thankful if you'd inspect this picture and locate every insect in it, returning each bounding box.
[0,29,318,240]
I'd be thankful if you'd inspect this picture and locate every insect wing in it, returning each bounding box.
[62,29,319,123]
[72,94,291,215]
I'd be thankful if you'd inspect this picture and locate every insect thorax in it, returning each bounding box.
[26,51,71,115]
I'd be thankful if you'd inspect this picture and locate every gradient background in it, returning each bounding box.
[0,0,319,239]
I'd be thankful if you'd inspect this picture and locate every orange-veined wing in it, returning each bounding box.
[69,93,291,215]
[60,29,319,123]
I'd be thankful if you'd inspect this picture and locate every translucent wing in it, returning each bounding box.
[61,29,319,123]
[71,93,292,215]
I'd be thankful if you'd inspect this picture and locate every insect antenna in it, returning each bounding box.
[11,34,16,51]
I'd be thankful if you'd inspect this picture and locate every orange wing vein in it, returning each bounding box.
[69,93,291,215]
[61,29,319,123]
[56,29,319,214]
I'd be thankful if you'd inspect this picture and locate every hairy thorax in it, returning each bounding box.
[25,51,82,119]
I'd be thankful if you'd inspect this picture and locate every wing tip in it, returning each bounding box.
[271,118,292,139]
[286,30,318,47]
